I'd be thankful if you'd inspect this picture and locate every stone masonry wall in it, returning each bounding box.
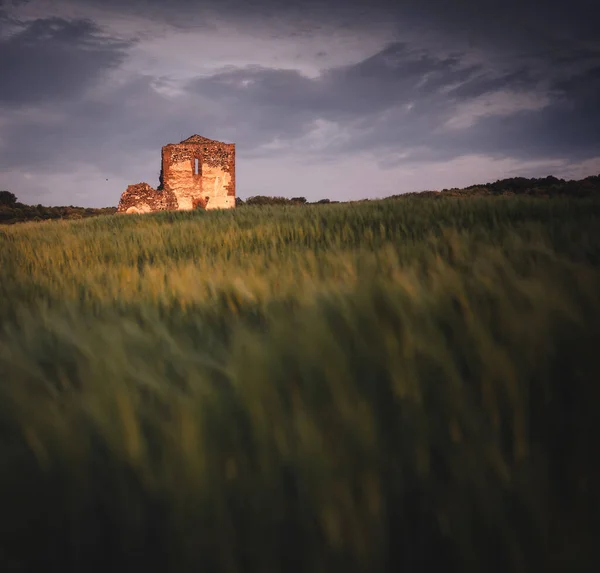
[117,183,177,214]
[117,135,236,214]
[161,135,235,211]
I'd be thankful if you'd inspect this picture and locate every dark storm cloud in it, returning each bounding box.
[335,67,600,165]
[183,39,600,163]
[0,75,171,171]
[187,43,483,135]
[2,33,598,175]
[147,0,598,165]
[68,0,599,52]
[0,16,131,105]
[357,98,600,167]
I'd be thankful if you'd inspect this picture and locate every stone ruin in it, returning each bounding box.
[117,134,235,214]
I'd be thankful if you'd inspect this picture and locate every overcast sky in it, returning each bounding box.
[1,0,599,206]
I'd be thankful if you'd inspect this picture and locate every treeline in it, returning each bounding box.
[236,196,337,206]
[0,191,117,225]
[3,173,598,225]
[391,174,600,199]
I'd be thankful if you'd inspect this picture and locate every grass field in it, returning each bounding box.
[1,197,599,572]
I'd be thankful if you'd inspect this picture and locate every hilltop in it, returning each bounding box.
[391,174,600,199]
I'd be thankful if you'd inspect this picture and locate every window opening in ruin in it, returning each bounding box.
[194,158,200,175]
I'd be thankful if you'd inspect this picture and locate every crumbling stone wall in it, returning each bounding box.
[117,183,177,213]
[117,135,236,214]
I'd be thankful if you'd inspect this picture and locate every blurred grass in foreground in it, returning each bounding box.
[1,197,599,572]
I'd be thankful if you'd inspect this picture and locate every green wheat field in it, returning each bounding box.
[1,197,599,572]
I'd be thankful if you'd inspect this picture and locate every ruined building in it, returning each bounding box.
[117,135,235,213]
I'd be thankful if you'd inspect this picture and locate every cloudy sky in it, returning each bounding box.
[1,0,599,206]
